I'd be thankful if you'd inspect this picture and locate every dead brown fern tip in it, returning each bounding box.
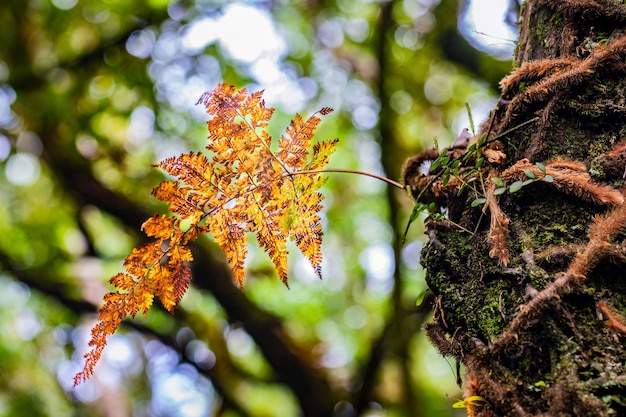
[486,177,510,266]
[483,147,506,165]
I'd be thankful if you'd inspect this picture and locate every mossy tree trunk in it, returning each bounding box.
[406,1,626,415]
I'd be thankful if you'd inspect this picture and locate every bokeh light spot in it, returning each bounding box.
[5,153,41,186]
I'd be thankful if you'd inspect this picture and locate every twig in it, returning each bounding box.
[290,168,405,189]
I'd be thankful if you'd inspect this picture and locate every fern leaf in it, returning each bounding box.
[208,209,249,287]
[73,298,125,385]
[307,139,340,171]
[172,265,192,306]
[152,181,201,218]
[74,268,156,385]
[285,176,325,277]
[245,186,290,283]
[108,273,135,292]
[141,214,178,240]
[76,83,336,384]
[157,152,213,190]
[278,113,321,169]
[196,84,334,285]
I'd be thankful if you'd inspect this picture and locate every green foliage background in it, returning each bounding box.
[0,0,513,415]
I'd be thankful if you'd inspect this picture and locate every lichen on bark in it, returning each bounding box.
[405,1,626,415]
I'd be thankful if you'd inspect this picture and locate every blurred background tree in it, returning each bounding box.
[0,0,516,416]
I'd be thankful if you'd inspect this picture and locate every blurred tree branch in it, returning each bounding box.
[0,249,255,416]
[337,1,434,415]
[4,0,339,406]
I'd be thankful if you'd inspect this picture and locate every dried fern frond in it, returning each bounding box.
[75,84,337,385]
[486,178,510,266]
[74,215,193,384]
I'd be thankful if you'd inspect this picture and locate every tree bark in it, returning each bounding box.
[405,1,626,416]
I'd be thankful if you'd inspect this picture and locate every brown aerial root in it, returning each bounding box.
[499,57,577,98]
[569,202,626,277]
[497,34,626,131]
[597,300,626,336]
[500,159,624,206]
[423,322,460,359]
[462,374,489,417]
[483,157,623,267]
[543,158,586,172]
[493,196,626,351]
[461,365,526,417]
[609,139,626,158]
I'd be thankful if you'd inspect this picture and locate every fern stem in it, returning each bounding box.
[289,169,405,189]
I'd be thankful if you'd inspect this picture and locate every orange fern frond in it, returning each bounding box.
[75,84,336,384]
[278,110,329,169]
[158,152,210,183]
[193,84,335,285]
[308,139,340,171]
[74,214,193,386]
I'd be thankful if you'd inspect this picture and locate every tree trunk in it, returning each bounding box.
[405,1,626,416]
